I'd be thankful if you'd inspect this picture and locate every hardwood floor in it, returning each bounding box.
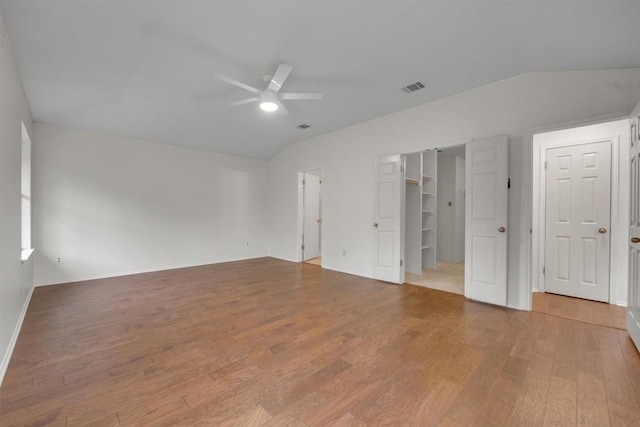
[1,257,639,426]
[532,292,627,330]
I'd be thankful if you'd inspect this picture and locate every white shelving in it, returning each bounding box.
[404,150,437,273]
[422,151,437,269]
[404,153,422,274]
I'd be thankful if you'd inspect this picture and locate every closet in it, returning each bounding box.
[404,150,437,274]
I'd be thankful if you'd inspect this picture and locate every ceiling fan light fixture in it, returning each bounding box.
[259,101,279,112]
[216,64,322,114]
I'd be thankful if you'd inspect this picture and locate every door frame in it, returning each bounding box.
[531,119,630,306]
[394,139,471,286]
[297,168,323,262]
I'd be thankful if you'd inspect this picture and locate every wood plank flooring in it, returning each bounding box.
[1,257,639,426]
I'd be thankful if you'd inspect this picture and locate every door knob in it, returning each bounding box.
[373,223,379,228]
[498,226,506,233]
[598,227,607,234]
[631,237,640,244]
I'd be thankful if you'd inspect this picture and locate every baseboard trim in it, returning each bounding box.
[0,286,34,387]
[34,255,270,288]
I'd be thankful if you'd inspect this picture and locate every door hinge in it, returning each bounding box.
[400,260,403,267]
[301,244,305,250]
[544,161,547,170]
[400,164,404,172]
[319,179,323,184]
[507,178,511,189]
[302,179,305,186]
[543,266,545,275]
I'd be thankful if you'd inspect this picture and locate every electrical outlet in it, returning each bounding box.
[57,256,63,264]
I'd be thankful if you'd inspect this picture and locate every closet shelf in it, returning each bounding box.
[405,178,419,186]
[405,150,437,272]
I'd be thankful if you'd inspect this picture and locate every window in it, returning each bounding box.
[21,122,32,257]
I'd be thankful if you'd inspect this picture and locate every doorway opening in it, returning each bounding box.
[403,145,466,295]
[531,119,630,326]
[298,169,322,266]
[373,136,508,305]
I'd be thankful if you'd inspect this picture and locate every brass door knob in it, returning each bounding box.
[498,226,506,233]
[373,223,379,228]
[598,227,607,234]
[631,237,640,244]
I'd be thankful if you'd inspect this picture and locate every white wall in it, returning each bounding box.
[633,99,640,117]
[436,153,465,263]
[0,16,34,384]
[32,123,269,286]
[268,69,640,310]
[437,155,456,262]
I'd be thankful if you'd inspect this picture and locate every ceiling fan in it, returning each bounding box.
[214,64,323,114]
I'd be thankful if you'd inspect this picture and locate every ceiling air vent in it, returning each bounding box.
[402,81,426,93]
[297,124,311,129]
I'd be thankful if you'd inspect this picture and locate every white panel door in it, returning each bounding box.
[373,155,403,283]
[628,118,640,351]
[302,173,321,260]
[545,141,611,302]
[465,136,508,306]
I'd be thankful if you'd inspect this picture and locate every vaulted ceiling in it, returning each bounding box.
[2,1,639,160]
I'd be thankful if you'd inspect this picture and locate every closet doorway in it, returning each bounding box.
[298,169,322,266]
[404,146,465,294]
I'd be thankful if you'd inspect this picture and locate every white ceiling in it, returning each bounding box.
[2,1,639,160]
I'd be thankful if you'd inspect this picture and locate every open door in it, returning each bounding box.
[302,172,321,260]
[628,117,640,351]
[373,154,404,283]
[465,136,509,306]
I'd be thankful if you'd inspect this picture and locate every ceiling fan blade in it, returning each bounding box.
[214,73,260,93]
[229,97,259,106]
[267,64,293,93]
[279,93,324,100]
[277,101,289,115]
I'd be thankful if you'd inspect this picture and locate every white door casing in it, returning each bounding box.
[532,119,630,307]
[628,117,640,351]
[465,136,509,306]
[373,154,404,283]
[544,142,611,302]
[302,173,321,260]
